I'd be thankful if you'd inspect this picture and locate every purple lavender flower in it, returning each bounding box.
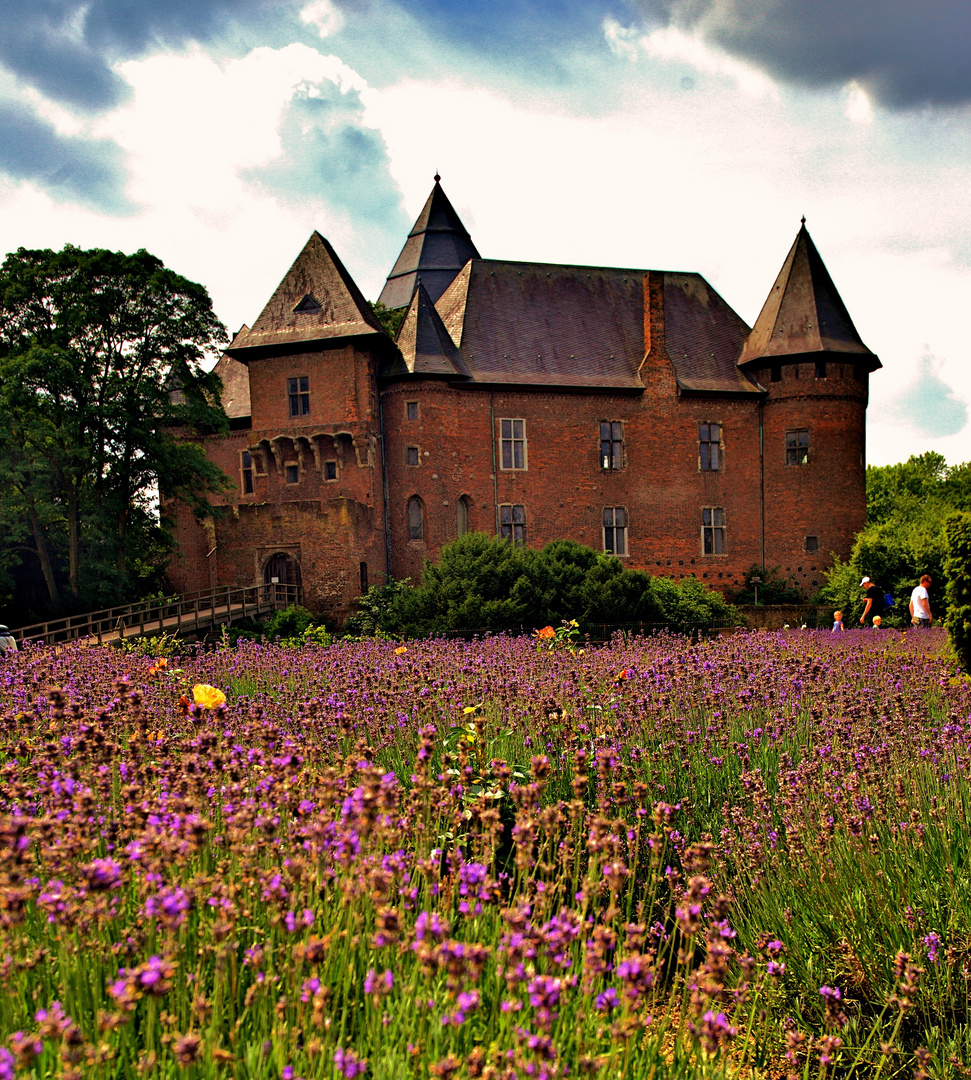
[82,857,122,891]
[595,988,619,1012]
[145,886,191,928]
[333,1047,367,1078]
[697,1010,738,1054]
[924,932,941,965]
[363,969,393,996]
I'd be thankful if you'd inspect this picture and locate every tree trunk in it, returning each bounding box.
[66,484,81,598]
[25,500,59,603]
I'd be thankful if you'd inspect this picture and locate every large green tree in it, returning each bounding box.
[0,245,230,616]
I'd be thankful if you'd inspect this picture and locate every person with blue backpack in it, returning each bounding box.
[859,576,890,626]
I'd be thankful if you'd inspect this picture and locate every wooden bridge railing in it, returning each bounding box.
[11,583,303,647]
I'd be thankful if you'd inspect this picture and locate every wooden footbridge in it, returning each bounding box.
[10,583,302,648]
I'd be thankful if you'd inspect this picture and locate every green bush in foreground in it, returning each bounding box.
[346,534,742,637]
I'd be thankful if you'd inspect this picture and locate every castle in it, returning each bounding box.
[168,176,880,618]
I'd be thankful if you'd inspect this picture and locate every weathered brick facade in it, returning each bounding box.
[168,183,878,619]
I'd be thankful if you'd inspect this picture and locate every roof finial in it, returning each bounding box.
[800,214,806,226]
[434,171,441,183]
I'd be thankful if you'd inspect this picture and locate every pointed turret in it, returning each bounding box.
[390,279,470,379]
[737,221,880,371]
[226,232,384,361]
[377,175,480,310]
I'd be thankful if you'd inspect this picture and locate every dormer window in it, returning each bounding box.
[293,294,321,313]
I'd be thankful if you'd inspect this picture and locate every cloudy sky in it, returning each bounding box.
[1,0,969,466]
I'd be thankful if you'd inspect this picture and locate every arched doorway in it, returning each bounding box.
[263,552,302,605]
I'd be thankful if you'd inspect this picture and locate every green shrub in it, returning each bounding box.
[344,533,740,638]
[944,512,971,672]
[261,604,332,646]
[263,604,315,639]
[342,578,414,638]
[733,565,804,605]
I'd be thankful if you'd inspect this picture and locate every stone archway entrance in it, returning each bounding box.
[263,552,302,604]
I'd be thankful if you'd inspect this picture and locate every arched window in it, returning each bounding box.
[456,495,471,537]
[408,497,424,540]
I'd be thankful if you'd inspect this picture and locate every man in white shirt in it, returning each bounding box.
[909,575,933,627]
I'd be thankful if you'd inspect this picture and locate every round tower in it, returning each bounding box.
[737,221,881,593]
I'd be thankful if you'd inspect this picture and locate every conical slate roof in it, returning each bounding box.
[377,176,480,310]
[390,279,470,378]
[226,232,384,361]
[737,221,880,370]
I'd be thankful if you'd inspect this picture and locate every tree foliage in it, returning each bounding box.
[344,533,742,638]
[0,245,230,621]
[943,513,971,672]
[820,453,971,627]
[370,301,406,341]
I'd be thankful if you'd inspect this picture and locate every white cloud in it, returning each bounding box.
[603,18,779,99]
[300,0,346,40]
[844,80,874,123]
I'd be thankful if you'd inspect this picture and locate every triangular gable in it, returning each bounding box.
[226,232,384,360]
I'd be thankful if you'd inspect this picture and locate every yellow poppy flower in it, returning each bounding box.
[192,684,227,709]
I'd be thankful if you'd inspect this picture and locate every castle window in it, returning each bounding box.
[241,450,254,495]
[499,419,527,470]
[360,561,368,592]
[600,421,624,470]
[786,429,810,466]
[406,401,419,420]
[702,507,726,555]
[324,460,337,481]
[457,495,471,537]
[603,506,628,556]
[285,463,299,484]
[771,364,781,383]
[408,497,424,540]
[288,376,310,417]
[805,535,819,553]
[699,423,721,471]
[406,446,420,467]
[815,361,827,379]
[499,503,526,545]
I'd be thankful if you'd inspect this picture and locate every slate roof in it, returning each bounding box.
[390,279,470,378]
[433,259,646,389]
[421,259,761,394]
[661,273,761,394]
[377,177,481,310]
[213,354,251,419]
[738,222,880,370]
[226,232,384,361]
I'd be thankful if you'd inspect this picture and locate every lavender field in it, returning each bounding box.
[0,628,969,1079]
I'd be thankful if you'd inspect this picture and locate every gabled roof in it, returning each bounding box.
[377,176,481,310]
[226,232,384,361]
[390,279,470,378]
[738,222,880,370]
